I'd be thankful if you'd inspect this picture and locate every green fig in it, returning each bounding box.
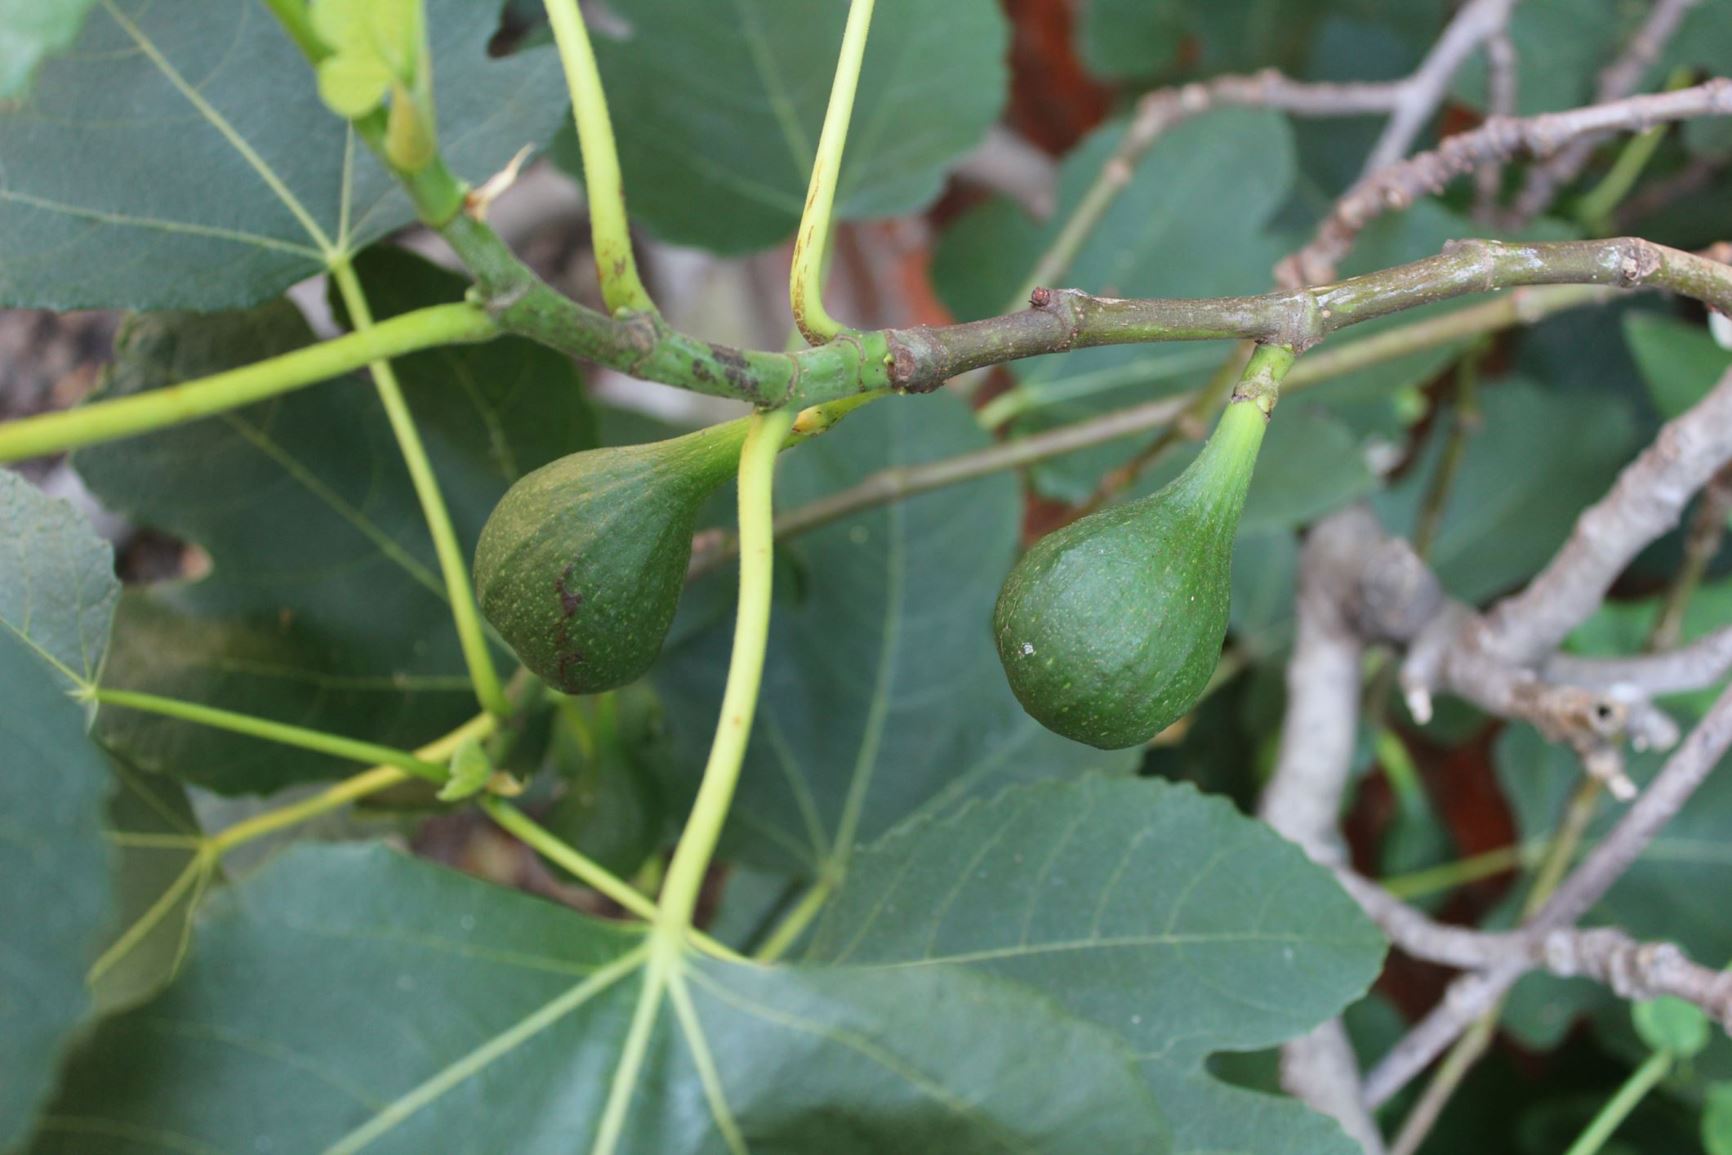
[993,396,1268,749]
[474,419,749,695]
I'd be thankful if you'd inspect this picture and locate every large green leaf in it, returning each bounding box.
[574,0,1009,254]
[809,777,1387,1155]
[654,393,1138,883]
[0,471,118,1151]
[0,0,96,99]
[76,253,595,794]
[0,0,567,309]
[1373,378,1639,604]
[34,844,1172,1153]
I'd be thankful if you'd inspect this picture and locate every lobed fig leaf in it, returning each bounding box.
[994,398,1267,749]
[474,420,749,696]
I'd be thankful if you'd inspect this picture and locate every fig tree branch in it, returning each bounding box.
[1366,563,1732,1104]
[1012,71,1410,305]
[1648,465,1732,650]
[1345,873,1732,1031]
[446,187,1732,408]
[1544,624,1732,695]
[1260,508,1383,866]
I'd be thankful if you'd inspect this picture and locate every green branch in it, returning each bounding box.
[542,0,654,314]
[443,207,1732,410]
[441,212,896,408]
[790,0,876,344]
[0,303,496,464]
[329,259,510,719]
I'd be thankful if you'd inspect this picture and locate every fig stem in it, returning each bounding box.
[658,406,799,935]
[541,0,656,314]
[330,258,512,720]
[790,0,877,345]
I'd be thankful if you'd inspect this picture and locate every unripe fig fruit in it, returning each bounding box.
[475,419,749,695]
[993,397,1268,749]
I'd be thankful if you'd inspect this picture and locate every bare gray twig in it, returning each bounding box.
[1255,354,1732,1113]
[1334,868,1524,968]
[1017,70,1409,300]
[1259,508,1388,1153]
[1262,510,1383,862]
[1544,625,1732,696]
[1341,864,1732,1030]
